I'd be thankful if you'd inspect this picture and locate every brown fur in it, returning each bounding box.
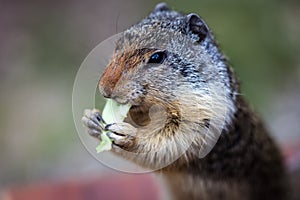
[99,48,156,96]
[89,4,290,199]
[97,48,289,199]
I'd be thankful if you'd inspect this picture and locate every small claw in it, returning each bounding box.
[82,116,102,131]
[92,109,106,124]
[105,122,137,148]
[104,123,115,131]
[107,132,125,141]
[83,109,102,126]
[107,131,134,148]
[105,122,137,137]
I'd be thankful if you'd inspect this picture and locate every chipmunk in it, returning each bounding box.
[82,3,289,200]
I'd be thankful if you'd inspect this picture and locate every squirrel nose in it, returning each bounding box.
[98,61,123,98]
[99,84,113,98]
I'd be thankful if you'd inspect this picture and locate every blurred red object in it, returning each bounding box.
[1,174,160,200]
[283,140,300,172]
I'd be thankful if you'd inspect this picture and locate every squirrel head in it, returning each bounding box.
[99,3,238,131]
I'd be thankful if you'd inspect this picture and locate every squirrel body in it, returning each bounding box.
[83,3,288,200]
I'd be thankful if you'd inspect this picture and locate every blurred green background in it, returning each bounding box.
[0,0,300,189]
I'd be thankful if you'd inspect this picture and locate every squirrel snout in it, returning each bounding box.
[99,62,123,98]
[99,84,112,98]
[98,77,115,98]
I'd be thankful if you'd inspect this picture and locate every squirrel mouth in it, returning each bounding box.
[125,104,151,127]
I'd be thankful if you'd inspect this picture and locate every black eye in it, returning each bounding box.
[148,51,166,64]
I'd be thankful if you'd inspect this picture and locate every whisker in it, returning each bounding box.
[115,12,121,34]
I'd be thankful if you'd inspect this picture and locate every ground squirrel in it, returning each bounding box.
[82,3,288,200]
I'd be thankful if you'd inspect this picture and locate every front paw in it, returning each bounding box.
[105,122,137,150]
[82,109,105,140]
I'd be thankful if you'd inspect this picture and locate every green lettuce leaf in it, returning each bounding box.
[96,132,113,153]
[95,99,131,153]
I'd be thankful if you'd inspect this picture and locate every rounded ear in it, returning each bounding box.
[153,2,170,13]
[186,13,209,42]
